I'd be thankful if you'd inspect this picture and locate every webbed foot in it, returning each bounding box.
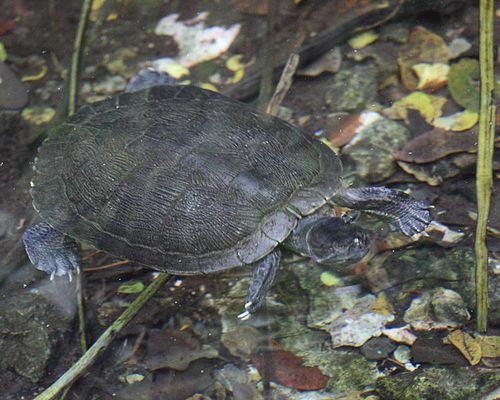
[238,249,281,320]
[23,222,80,280]
[333,187,431,237]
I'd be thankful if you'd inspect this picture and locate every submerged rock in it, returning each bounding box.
[325,62,378,112]
[376,366,500,400]
[403,288,470,330]
[342,112,410,182]
[0,277,75,385]
[360,337,396,360]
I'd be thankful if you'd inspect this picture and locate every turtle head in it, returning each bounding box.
[305,217,372,267]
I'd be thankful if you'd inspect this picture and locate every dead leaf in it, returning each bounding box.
[413,63,449,91]
[397,26,449,90]
[447,330,481,366]
[432,110,479,131]
[424,221,465,246]
[372,292,394,315]
[250,348,329,390]
[231,0,268,15]
[326,113,363,147]
[348,31,379,49]
[477,335,500,358]
[447,58,480,112]
[448,38,472,59]
[0,18,15,36]
[411,338,469,366]
[384,92,447,124]
[297,47,342,77]
[395,128,477,163]
[328,295,395,347]
[382,326,417,345]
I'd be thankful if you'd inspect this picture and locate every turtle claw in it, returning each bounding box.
[23,223,80,279]
[241,250,281,319]
[390,200,431,237]
[238,305,252,321]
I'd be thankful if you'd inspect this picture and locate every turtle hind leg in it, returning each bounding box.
[22,222,80,280]
[333,187,431,237]
[238,249,281,321]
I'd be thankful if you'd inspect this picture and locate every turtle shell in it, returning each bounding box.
[31,85,342,274]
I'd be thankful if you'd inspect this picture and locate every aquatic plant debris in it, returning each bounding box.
[154,12,241,68]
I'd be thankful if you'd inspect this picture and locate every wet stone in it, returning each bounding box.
[0,277,75,385]
[360,336,396,361]
[324,62,378,112]
[342,114,410,182]
[403,288,470,330]
[291,262,363,329]
[376,366,500,400]
[0,62,28,110]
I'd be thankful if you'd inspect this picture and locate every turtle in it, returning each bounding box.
[23,82,431,319]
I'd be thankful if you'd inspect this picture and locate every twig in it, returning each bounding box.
[68,0,93,116]
[266,53,299,116]
[33,273,171,400]
[76,269,87,352]
[475,0,495,332]
[257,0,278,112]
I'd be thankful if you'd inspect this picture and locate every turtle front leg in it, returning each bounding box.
[238,249,281,321]
[22,222,80,280]
[333,187,431,237]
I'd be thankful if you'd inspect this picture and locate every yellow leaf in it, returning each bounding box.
[22,107,55,125]
[412,63,449,90]
[477,335,500,358]
[21,64,48,82]
[348,31,379,49]
[226,54,245,72]
[320,271,340,287]
[164,63,189,79]
[372,292,394,315]
[447,330,481,365]
[384,91,446,123]
[230,68,245,83]
[397,26,449,90]
[432,110,479,131]
[199,83,219,92]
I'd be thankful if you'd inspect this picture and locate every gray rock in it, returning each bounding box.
[376,366,500,400]
[0,276,75,383]
[404,288,470,330]
[324,62,378,112]
[342,113,410,182]
[360,336,396,360]
[0,62,28,110]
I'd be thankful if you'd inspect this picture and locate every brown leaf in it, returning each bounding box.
[231,0,268,15]
[327,113,363,147]
[397,26,449,91]
[395,128,477,163]
[447,330,481,366]
[251,348,329,390]
[411,338,469,366]
[0,18,15,36]
[477,335,500,358]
